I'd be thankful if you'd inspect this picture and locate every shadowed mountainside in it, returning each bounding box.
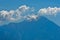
[0,16,60,40]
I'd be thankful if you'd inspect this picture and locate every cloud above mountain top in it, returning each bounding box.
[0,5,38,25]
[0,5,60,26]
[38,7,60,16]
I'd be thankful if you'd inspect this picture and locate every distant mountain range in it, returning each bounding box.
[0,16,60,40]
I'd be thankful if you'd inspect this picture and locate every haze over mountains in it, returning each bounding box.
[0,16,60,40]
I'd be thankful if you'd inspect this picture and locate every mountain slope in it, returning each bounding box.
[0,16,60,40]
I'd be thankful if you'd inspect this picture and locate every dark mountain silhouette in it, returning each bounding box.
[0,16,60,40]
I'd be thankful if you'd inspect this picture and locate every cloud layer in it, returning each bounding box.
[0,5,60,26]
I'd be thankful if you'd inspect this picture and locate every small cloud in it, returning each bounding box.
[24,14,38,21]
[38,7,60,16]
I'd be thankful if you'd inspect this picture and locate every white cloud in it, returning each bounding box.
[24,14,38,21]
[38,7,60,16]
[0,5,37,25]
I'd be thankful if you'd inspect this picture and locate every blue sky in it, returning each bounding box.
[0,0,60,26]
[0,0,60,10]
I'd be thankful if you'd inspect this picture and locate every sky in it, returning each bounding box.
[0,0,60,26]
[0,0,60,10]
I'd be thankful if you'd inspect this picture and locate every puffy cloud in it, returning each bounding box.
[24,14,38,21]
[0,5,37,25]
[38,7,60,16]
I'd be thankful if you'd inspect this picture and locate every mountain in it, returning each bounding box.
[0,16,60,40]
